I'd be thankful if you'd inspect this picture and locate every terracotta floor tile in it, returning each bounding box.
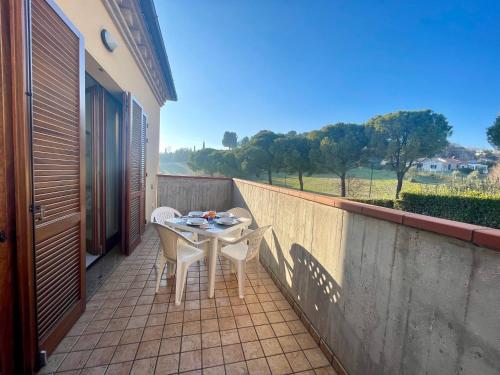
[110,343,139,364]
[221,329,241,346]
[280,309,298,322]
[303,348,329,368]
[202,331,221,348]
[141,326,163,342]
[286,351,311,372]
[286,321,307,335]
[58,350,92,371]
[265,312,284,324]
[255,325,275,340]
[164,322,183,337]
[271,323,291,337]
[202,318,220,333]
[105,360,134,375]
[181,334,202,352]
[295,333,317,350]
[159,337,181,355]
[203,365,226,375]
[179,350,202,372]
[313,366,338,374]
[155,354,179,374]
[238,327,258,343]
[219,316,237,331]
[223,343,245,364]
[37,353,66,374]
[127,315,148,329]
[81,365,107,374]
[250,313,269,326]
[266,354,292,375]
[184,309,201,322]
[242,341,264,360]
[85,346,115,367]
[202,346,224,368]
[246,358,271,375]
[120,328,144,345]
[277,336,300,353]
[136,339,161,359]
[225,361,249,375]
[146,313,166,327]
[260,338,282,357]
[130,357,156,374]
[235,315,253,328]
[73,333,101,351]
[53,336,78,354]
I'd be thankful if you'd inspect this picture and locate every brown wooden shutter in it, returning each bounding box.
[30,0,85,354]
[124,95,147,254]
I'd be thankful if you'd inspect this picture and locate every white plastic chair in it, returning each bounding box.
[219,225,272,299]
[153,223,210,305]
[220,207,253,243]
[151,206,195,240]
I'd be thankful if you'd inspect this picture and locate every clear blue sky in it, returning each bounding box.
[154,0,500,151]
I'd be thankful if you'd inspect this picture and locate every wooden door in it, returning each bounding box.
[30,0,85,354]
[123,94,147,254]
[0,1,16,372]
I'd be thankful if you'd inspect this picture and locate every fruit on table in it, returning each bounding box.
[203,211,216,219]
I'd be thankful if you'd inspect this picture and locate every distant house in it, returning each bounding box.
[416,158,461,172]
[459,161,489,174]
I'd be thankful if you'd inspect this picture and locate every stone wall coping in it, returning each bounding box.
[232,178,500,252]
[157,174,233,181]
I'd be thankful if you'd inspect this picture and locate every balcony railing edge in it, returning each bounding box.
[231,178,500,252]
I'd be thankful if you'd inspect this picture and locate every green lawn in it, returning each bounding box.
[159,161,195,175]
[255,167,492,199]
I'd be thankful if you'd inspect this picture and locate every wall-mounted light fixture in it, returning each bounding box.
[101,29,118,52]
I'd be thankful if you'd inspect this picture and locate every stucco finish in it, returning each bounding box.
[54,0,163,221]
[232,179,500,375]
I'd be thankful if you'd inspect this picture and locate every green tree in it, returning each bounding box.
[487,115,500,148]
[222,131,238,149]
[215,151,242,177]
[243,130,281,184]
[368,110,452,199]
[309,123,369,197]
[239,136,250,147]
[273,134,313,191]
[188,148,219,176]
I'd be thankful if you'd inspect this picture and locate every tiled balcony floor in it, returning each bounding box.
[41,227,338,375]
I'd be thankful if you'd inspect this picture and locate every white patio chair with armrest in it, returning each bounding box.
[219,207,253,243]
[219,225,272,299]
[151,206,196,240]
[153,222,210,305]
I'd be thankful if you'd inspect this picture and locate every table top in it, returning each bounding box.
[165,217,251,238]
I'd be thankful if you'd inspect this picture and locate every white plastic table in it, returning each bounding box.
[164,216,251,298]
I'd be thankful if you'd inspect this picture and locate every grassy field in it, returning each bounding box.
[159,163,498,199]
[159,161,195,175]
[256,168,498,199]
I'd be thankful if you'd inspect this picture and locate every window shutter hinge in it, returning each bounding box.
[25,91,32,97]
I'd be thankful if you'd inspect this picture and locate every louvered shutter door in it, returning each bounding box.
[30,0,85,353]
[124,96,146,253]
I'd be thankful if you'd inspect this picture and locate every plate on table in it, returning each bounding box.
[186,218,207,226]
[216,211,233,218]
[215,217,238,226]
[188,211,204,218]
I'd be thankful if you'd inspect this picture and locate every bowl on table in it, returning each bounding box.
[216,211,233,218]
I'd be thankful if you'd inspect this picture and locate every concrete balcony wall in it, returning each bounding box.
[232,179,500,375]
[156,175,500,375]
[156,175,233,214]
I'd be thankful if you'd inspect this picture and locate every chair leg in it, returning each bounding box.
[175,261,188,305]
[236,260,246,299]
[156,255,167,293]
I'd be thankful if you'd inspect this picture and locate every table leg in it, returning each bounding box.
[208,237,218,298]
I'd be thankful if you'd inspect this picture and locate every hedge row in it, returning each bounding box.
[354,192,500,229]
